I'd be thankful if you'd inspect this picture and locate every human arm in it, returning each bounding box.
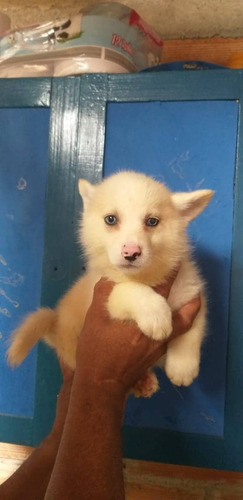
[0,371,73,500]
[0,276,200,500]
[44,279,201,500]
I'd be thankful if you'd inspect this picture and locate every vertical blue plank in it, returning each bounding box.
[32,77,89,445]
[104,100,238,436]
[0,108,50,417]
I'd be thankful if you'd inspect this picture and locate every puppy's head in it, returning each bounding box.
[78,171,213,284]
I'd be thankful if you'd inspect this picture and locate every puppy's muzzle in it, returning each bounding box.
[122,244,141,262]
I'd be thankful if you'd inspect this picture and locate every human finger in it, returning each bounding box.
[90,278,114,311]
[171,295,201,339]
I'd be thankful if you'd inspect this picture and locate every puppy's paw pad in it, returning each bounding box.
[133,371,159,398]
[138,296,172,341]
[165,358,199,387]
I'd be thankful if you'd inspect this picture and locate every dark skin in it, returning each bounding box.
[0,277,201,500]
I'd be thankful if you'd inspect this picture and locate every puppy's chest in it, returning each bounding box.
[167,270,202,311]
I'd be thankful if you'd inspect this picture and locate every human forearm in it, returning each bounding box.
[0,376,72,500]
[0,434,59,500]
[44,379,125,500]
[43,284,201,500]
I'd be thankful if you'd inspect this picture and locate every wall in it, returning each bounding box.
[0,0,243,39]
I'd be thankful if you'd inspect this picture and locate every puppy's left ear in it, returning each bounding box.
[78,179,96,210]
[172,189,214,223]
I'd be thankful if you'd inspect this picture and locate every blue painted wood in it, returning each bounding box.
[0,80,54,446]
[0,415,32,445]
[0,108,50,420]
[2,71,243,469]
[0,77,90,445]
[105,70,243,101]
[73,70,243,470]
[32,76,109,445]
[32,77,95,445]
[224,93,243,471]
[0,78,51,108]
[104,100,238,437]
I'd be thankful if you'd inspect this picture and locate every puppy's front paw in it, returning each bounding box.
[132,370,159,398]
[137,295,172,341]
[107,283,172,340]
[165,355,200,387]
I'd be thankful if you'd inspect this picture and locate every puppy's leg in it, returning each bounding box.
[164,296,206,387]
[107,282,172,341]
[132,370,159,398]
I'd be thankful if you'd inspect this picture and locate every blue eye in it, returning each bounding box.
[104,215,117,225]
[146,217,159,227]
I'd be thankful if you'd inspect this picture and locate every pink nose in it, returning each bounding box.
[122,244,142,262]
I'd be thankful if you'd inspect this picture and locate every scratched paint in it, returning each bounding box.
[0,255,7,266]
[17,177,27,190]
[195,178,205,189]
[200,412,216,423]
[0,288,19,308]
[0,272,24,287]
[167,151,190,180]
[173,386,184,400]
[0,307,11,318]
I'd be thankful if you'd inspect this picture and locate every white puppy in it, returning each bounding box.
[8,171,213,393]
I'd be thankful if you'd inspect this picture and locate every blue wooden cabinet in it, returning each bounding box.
[104,100,237,439]
[1,71,243,471]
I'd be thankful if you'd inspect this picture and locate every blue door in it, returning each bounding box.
[104,100,238,437]
[0,107,50,418]
[0,78,92,446]
[2,73,243,471]
[74,71,243,470]
[0,80,63,446]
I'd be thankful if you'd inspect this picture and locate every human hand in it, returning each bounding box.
[75,275,200,396]
[51,267,175,436]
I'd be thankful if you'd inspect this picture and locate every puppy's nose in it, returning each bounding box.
[122,244,141,262]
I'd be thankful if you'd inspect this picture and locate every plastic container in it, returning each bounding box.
[0,3,163,77]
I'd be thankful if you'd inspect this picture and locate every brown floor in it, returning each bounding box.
[0,443,243,499]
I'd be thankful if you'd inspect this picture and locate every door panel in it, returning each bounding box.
[0,108,50,418]
[104,100,238,436]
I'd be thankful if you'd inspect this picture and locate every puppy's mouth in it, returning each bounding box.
[117,261,145,271]
[120,263,138,268]
[108,251,150,272]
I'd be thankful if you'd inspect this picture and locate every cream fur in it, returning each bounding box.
[8,171,213,389]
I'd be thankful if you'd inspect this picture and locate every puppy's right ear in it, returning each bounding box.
[78,179,96,210]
